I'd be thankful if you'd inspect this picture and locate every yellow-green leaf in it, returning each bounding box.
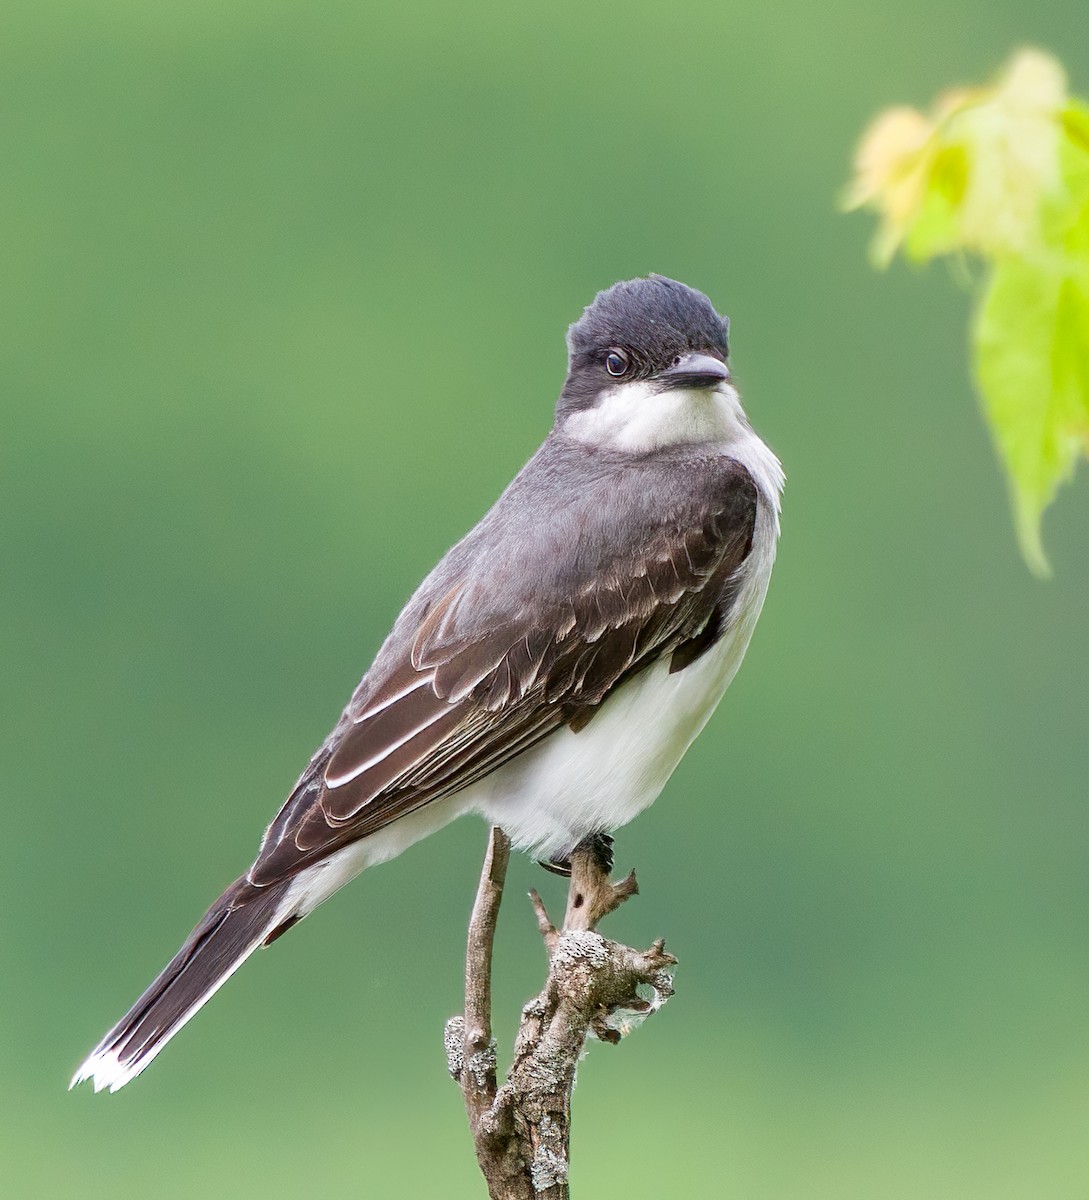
[974,260,1089,575]
[847,49,1089,574]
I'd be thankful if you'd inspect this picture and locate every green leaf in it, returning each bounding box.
[973,257,1089,576]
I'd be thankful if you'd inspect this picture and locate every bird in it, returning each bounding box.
[71,274,784,1094]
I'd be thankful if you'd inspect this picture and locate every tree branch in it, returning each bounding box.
[446,828,676,1198]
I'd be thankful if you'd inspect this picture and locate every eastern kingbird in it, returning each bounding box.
[72,275,783,1093]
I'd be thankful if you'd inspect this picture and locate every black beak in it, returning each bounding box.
[657,352,730,390]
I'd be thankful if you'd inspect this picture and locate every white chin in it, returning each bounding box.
[561,381,745,454]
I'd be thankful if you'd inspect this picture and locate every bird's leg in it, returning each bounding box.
[581,831,614,875]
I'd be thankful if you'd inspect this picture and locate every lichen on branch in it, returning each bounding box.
[445,828,675,1200]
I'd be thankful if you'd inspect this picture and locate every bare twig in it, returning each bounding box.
[446,828,528,1197]
[446,829,676,1198]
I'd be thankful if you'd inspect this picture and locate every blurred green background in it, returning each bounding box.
[3,2,1087,1196]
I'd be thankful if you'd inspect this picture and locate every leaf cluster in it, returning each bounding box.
[846,49,1089,574]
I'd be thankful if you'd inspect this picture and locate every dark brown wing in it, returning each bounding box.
[248,448,757,887]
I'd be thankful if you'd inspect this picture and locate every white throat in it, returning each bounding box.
[563,380,750,454]
[562,379,784,521]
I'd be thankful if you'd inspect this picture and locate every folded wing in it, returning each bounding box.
[249,453,757,887]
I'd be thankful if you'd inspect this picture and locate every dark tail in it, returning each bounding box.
[70,875,291,1092]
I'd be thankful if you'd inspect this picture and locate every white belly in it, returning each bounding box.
[468,641,739,860]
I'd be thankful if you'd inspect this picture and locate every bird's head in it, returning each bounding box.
[556,275,740,453]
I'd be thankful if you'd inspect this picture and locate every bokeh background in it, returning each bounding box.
[3,2,1087,1196]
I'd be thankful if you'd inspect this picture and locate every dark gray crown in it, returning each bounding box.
[566,275,729,365]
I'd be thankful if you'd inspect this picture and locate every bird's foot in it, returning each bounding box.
[540,831,614,878]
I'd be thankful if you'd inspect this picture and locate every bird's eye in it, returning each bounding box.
[605,349,630,377]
